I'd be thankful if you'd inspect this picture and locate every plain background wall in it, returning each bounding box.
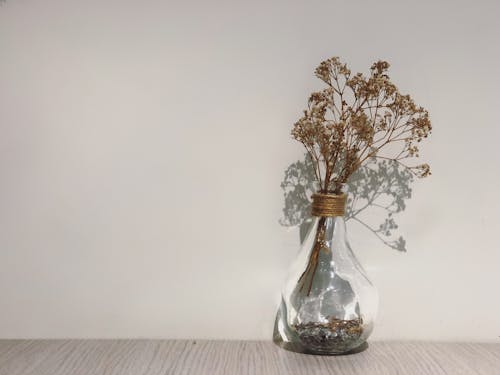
[1,0,499,341]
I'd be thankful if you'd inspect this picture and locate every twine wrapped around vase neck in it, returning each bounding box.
[311,193,347,217]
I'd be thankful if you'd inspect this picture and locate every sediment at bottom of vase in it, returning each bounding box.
[292,318,364,353]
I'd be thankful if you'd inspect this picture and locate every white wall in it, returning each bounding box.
[0,0,499,341]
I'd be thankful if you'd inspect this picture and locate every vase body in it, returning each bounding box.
[274,195,378,354]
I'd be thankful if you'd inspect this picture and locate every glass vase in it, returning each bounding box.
[274,189,378,354]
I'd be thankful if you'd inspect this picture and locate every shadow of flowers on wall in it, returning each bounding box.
[280,154,413,251]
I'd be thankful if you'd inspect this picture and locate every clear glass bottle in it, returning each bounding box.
[274,187,378,354]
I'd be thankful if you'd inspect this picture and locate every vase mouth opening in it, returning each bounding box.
[311,192,347,217]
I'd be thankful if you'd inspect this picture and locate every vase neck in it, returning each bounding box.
[311,193,347,218]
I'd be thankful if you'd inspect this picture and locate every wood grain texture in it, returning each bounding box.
[0,340,499,375]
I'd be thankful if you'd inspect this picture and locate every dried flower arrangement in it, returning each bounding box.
[291,57,431,195]
[292,57,432,296]
[275,57,432,354]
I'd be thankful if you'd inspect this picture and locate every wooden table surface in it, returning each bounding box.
[0,340,499,375]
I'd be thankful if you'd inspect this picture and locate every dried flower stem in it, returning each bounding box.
[297,217,328,295]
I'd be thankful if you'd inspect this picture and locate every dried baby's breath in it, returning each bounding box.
[292,57,432,193]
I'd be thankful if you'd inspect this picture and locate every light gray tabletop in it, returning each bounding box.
[0,340,499,375]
